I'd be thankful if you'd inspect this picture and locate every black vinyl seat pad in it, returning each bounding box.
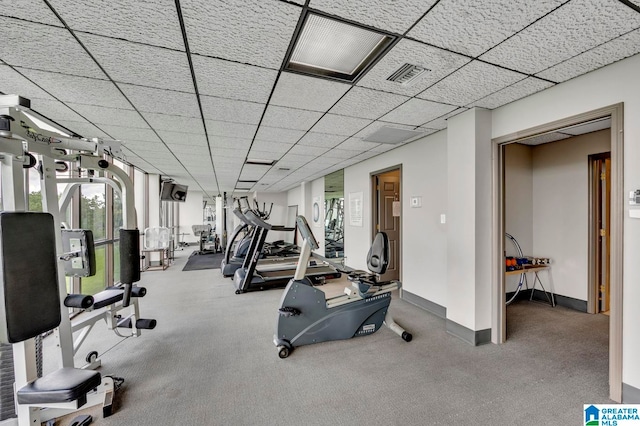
[17,367,101,404]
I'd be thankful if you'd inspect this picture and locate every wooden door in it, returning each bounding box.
[375,170,400,282]
[593,153,611,313]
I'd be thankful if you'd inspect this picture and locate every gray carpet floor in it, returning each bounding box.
[42,248,611,425]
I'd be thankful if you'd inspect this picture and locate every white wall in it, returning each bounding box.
[310,178,325,255]
[531,130,610,300]
[492,54,640,395]
[343,131,448,306]
[178,190,204,244]
[253,191,294,243]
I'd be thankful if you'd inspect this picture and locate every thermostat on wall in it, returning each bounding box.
[410,196,422,208]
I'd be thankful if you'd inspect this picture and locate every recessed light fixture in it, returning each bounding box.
[363,125,427,144]
[237,180,258,184]
[245,159,276,166]
[285,12,396,82]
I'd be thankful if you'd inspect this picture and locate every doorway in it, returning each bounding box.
[492,104,623,402]
[372,167,401,282]
[589,153,611,315]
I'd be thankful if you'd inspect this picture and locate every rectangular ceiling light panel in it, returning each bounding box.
[287,13,395,82]
[363,125,427,144]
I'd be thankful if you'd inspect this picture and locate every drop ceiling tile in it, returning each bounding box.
[99,125,160,142]
[57,120,109,138]
[417,60,524,106]
[181,0,301,68]
[297,132,345,148]
[380,98,458,126]
[371,144,397,153]
[120,85,200,117]
[536,29,640,82]
[321,148,362,159]
[121,140,166,152]
[157,130,208,147]
[250,140,294,155]
[0,19,104,78]
[254,126,306,144]
[517,132,571,145]
[357,39,471,97]
[48,0,184,50]
[421,107,469,130]
[192,56,277,103]
[26,98,85,122]
[18,68,130,108]
[200,96,264,125]
[311,114,371,136]
[480,0,640,75]
[79,33,194,92]
[408,0,564,57]
[270,73,351,112]
[65,103,145,128]
[210,137,252,150]
[240,163,271,177]
[170,144,210,156]
[309,0,437,34]
[246,150,282,161]
[142,113,204,134]
[0,65,56,100]
[261,106,323,131]
[329,87,409,120]
[206,120,257,139]
[353,120,416,139]
[0,0,62,25]
[336,138,380,152]
[288,144,328,157]
[469,77,554,109]
[211,147,247,159]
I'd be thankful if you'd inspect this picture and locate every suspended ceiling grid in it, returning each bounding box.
[1,0,639,200]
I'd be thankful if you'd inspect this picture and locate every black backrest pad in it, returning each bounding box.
[0,212,61,344]
[120,229,140,284]
[367,232,389,275]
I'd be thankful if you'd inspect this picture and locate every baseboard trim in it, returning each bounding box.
[402,290,446,319]
[623,382,640,403]
[445,319,491,346]
[506,289,588,312]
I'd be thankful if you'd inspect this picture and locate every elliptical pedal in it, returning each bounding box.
[278,307,301,317]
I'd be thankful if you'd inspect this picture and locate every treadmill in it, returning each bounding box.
[232,211,341,294]
[221,208,300,277]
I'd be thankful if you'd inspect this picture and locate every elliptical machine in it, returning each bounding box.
[274,216,412,358]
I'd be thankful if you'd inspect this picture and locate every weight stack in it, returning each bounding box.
[0,343,16,420]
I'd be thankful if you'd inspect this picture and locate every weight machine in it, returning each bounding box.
[0,95,154,424]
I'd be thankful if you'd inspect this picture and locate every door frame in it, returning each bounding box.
[491,103,624,402]
[371,165,403,282]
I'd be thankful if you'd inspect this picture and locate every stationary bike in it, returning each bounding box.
[274,216,412,358]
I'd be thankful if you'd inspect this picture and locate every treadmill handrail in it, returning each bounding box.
[244,210,272,230]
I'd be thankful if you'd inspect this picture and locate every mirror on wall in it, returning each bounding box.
[324,169,344,259]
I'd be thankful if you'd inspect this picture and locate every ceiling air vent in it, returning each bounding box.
[387,63,429,86]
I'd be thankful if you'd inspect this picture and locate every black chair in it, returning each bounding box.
[0,212,102,423]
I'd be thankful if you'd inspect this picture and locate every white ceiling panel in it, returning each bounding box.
[417,60,524,106]
[337,138,380,152]
[210,137,252,150]
[309,0,437,34]
[297,132,346,148]
[142,112,205,135]
[18,69,129,109]
[254,126,306,144]
[250,140,294,155]
[48,0,184,50]
[536,29,640,83]
[157,130,207,147]
[120,85,200,117]
[270,73,351,112]
[246,150,282,161]
[206,121,257,139]
[329,87,409,120]
[357,39,471,96]
[0,66,56,100]
[288,144,328,157]
[192,56,277,103]
[57,120,109,138]
[200,96,264,125]
[421,107,468,130]
[181,0,301,68]
[0,18,104,79]
[65,103,145,128]
[170,144,210,156]
[311,114,371,136]
[321,148,363,159]
[353,120,416,139]
[79,33,194,92]
[380,98,458,126]
[121,140,166,152]
[559,117,611,136]
[516,132,571,146]
[99,125,160,143]
[26,98,85,122]
[211,147,248,159]
[408,0,564,57]
[480,0,640,75]
[469,77,554,109]
[261,106,323,131]
[0,0,62,25]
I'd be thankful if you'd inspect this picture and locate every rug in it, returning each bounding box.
[182,251,226,271]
